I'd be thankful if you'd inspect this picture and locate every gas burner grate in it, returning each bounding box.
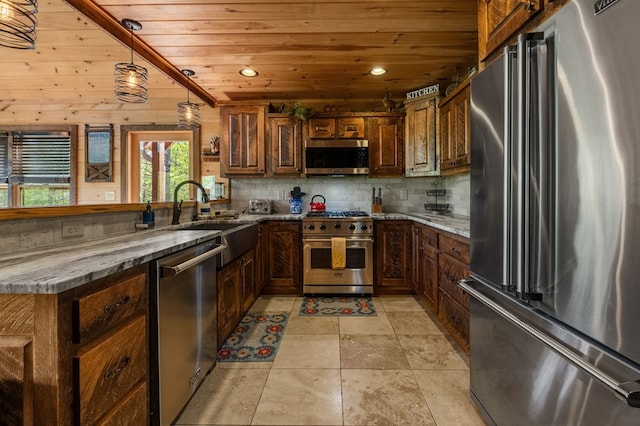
[305,211,369,218]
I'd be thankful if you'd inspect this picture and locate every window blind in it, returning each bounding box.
[10,131,71,183]
[0,132,8,182]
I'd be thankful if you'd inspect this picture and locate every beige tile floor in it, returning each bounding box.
[175,295,485,426]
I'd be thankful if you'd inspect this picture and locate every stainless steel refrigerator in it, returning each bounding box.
[462,0,640,424]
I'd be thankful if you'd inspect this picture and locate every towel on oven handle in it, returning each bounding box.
[331,237,346,269]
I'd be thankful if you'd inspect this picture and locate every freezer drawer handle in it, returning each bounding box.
[160,244,227,277]
[459,279,640,408]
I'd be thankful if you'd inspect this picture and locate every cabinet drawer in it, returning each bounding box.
[438,254,470,309]
[438,233,469,264]
[438,291,469,353]
[421,226,438,249]
[95,381,147,426]
[73,273,147,344]
[75,316,147,426]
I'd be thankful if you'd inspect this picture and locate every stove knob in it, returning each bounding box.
[360,224,368,231]
[334,222,341,229]
[319,224,326,230]
[349,224,356,231]
[306,224,315,230]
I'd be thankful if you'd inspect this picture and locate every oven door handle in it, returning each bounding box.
[303,237,374,243]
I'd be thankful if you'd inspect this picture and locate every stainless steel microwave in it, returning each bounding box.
[304,139,369,175]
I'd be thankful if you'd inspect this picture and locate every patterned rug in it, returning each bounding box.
[217,312,289,362]
[299,296,377,316]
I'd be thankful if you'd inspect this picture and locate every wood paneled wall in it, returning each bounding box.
[0,0,219,204]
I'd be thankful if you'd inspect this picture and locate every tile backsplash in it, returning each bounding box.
[0,174,470,256]
[228,174,470,217]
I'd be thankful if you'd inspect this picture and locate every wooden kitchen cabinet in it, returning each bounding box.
[217,258,241,347]
[240,249,257,313]
[268,115,304,176]
[68,266,149,426]
[478,0,544,60]
[220,105,266,175]
[411,223,439,313]
[404,93,440,177]
[262,221,302,295]
[374,221,413,295]
[308,116,365,139]
[437,232,470,353]
[439,81,471,174]
[0,265,152,425]
[478,0,571,62]
[367,115,404,177]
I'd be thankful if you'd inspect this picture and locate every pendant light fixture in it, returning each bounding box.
[114,18,148,103]
[177,69,200,129]
[0,0,38,49]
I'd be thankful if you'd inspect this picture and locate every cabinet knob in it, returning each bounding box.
[523,0,535,11]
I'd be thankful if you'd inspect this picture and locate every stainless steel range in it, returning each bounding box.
[302,211,373,294]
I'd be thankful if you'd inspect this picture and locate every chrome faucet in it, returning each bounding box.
[171,179,210,225]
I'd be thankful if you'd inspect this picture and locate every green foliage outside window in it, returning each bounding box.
[139,141,190,202]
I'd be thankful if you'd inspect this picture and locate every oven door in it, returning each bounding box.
[303,236,373,294]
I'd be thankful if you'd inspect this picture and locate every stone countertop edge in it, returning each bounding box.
[371,213,470,238]
[0,212,468,295]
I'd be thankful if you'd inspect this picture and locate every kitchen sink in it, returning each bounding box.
[174,221,258,266]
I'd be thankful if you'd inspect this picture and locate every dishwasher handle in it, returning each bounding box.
[160,244,227,277]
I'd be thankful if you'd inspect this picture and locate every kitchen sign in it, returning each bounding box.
[405,84,439,100]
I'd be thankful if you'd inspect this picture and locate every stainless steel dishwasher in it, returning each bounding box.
[149,238,226,426]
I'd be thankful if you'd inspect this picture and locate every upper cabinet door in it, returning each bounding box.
[268,116,303,176]
[308,118,336,138]
[337,117,365,138]
[308,117,364,139]
[479,0,544,60]
[368,116,404,177]
[221,106,266,175]
[405,94,439,177]
[439,81,471,174]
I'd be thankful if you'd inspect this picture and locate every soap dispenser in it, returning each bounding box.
[142,201,155,228]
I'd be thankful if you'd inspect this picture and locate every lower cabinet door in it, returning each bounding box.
[74,316,147,425]
[438,291,469,353]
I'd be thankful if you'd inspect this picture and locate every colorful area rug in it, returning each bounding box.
[217,312,289,362]
[299,296,377,316]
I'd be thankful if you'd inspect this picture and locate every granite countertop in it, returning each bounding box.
[0,212,468,295]
[372,212,470,238]
[0,227,223,295]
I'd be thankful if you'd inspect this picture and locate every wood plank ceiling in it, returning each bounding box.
[64,0,478,106]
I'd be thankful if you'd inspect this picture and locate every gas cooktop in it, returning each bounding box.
[305,211,369,218]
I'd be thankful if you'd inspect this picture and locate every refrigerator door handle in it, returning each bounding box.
[516,31,545,302]
[460,279,640,408]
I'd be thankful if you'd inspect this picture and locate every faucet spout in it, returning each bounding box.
[171,179,210,225]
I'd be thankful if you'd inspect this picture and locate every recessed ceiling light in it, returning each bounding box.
[369,67,387,76]
[239,68,259,77]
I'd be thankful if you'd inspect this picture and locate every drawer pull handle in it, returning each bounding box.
[104,356,130,379]
[104,295,131,313]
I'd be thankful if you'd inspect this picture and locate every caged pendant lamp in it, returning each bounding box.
[177,69,200,129]
[114,18,148,103]
[0,0,38,49]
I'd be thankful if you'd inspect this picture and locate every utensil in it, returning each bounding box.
[310,194,326,212]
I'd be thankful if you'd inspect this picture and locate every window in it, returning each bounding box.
[0,126,77,207]
[139,140,190,202]
[121,125,200,203]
